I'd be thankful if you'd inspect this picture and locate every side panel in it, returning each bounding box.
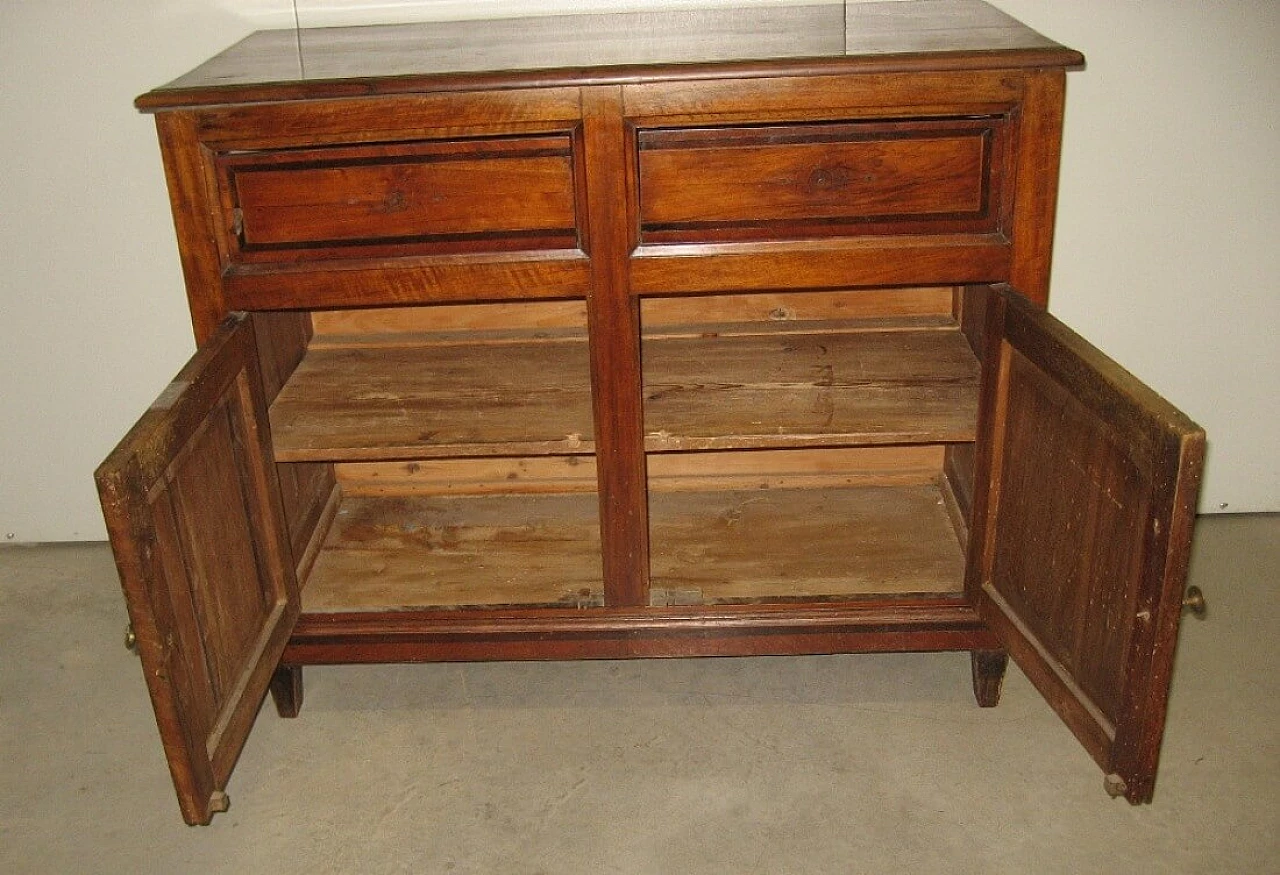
[96,314,299,824]
[968,288,1204,803]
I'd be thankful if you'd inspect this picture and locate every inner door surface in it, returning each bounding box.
[967,287,1204,803]
[96,313,298,825]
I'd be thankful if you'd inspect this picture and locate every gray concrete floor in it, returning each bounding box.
[1,515,1276,874]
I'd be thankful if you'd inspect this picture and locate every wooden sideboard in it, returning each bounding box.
[97,1,1204,825]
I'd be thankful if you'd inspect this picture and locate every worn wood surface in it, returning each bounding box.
[138,2,1080,110]
[268,335,595,462]
[95,315,298,825]
[303,453,965,613]
[650,484,966,602]
[967,287,1205,803]
[302,493,603,612]
[299,481,964,613]
[334,446,945,496]
[645,322,980,450]
[643,287,955,326]
[312,300,587,335]
[304,287,954,337]
[268,319,977,461]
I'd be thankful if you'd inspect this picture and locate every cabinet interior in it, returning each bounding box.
[259,286,983,613]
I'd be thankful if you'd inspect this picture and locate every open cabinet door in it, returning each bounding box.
[96,313,299,825]
[968,287,1204,804]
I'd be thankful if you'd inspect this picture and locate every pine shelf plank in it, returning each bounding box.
[269,337,596,462]
[650,483,966,603]
[301,492,604,612]
[299,482,965,613]
[644,324,980,450]
[269,321,979,462]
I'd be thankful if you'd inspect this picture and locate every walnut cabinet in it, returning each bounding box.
[97,2,1204,825]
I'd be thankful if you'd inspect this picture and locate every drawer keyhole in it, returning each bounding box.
[383,190,407,212]
[809,164,854,191]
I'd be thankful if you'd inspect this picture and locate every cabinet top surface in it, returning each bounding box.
[139,0,1081,110]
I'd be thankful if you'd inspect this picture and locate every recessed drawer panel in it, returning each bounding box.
[218,134,579,262]
[637,118,1005,244]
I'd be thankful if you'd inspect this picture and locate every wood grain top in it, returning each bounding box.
[138,1,1082,110]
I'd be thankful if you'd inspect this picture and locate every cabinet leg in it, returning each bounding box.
[970,650,1008,708]
[269,665,304,718]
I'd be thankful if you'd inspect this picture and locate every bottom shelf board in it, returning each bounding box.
[302,493,604,612]
[649,483,966,603]
[300,483,966,613]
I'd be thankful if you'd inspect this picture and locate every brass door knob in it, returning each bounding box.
[1182,586,1207,619]
[125,624,139,653]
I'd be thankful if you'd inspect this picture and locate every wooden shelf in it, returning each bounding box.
[649,483,966,604]
[302,492,603,612]
[270,319,978,463]
[644,321,980,451]
[270,333,595,462]
[301,479,964,613]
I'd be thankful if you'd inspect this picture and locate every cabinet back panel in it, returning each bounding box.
[334,446,946,497]
[306,288,955,339]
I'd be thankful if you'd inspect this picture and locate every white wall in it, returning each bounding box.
[0,1,1275,543]
[996,0,1280,515]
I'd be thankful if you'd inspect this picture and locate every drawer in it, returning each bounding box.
[636,118,1007,245]
[216,133,580,263]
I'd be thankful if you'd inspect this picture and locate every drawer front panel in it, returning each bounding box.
[219,134,579,262]
[637,118,1004,244]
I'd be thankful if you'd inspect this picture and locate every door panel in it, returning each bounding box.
[968,287,1204,803]
[96,313,298,824]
